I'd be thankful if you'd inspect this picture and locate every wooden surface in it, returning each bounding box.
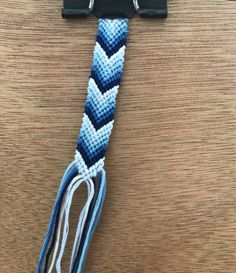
[1,1,236,272]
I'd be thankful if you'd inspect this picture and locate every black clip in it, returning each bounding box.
[133,0,167,18]
[62,0,94,18]
[62,0,168,19]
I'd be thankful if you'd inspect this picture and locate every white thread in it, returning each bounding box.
[68,176,97,271]
[47,175,95,273]
[56,178,94,273]
[48,176,82,273]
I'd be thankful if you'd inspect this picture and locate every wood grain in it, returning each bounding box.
[0,0,236,272]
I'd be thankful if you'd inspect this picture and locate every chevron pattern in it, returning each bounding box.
[76,19,129,179]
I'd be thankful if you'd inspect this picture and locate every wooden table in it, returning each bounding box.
[1,1,236,272]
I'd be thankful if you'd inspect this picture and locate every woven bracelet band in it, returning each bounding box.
[76,19,129,180]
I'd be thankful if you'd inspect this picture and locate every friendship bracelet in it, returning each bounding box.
[36,1,168,273]
[75,19,129,180]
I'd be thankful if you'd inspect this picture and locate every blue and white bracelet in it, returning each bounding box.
[37,1,168,272]
[37,19,128,273]
[76,19,129,180]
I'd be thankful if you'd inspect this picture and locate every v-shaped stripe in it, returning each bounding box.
[91,43,126,93]
[85,79,118,130]
[78,114,114,155]
[97,19,128,56]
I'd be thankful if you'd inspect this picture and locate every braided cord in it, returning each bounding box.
[75,19,129,179]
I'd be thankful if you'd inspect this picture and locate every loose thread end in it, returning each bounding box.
[36,161,106,273]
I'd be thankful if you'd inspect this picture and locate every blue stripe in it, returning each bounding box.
[85,102,115,130]
[90,70,122,94]
[97,34,126,58]
[77,141,106,168]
